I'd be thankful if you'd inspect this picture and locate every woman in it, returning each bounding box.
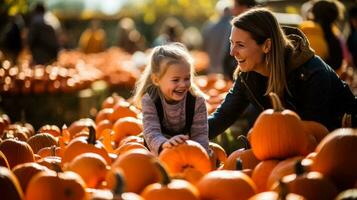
[208,8,356,139]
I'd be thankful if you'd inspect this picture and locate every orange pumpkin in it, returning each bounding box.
[252,160,280,192]
[114,142,148,156]
[272,160,338,200]
[197,170,257,200]
[267,156,304,189]
[95,108,114,124]
[109,101,139,122]
[37,145,64,158]
[248,191,306,200]
[250,93,313,160]
[62,127,111,164]
[141,161,200,200]
[36,156,62,171]
[118,135,144,147]
[0,166,24,200]
[0,138,35,169]
[66,152,109,188]
[38,124,61,137]
[67,118,96,139]
[111,149,161,193]
[311,128,357,190]
[0,150,10,168]
[209,142,227,169]
[25,170,87,200]
[27,133,57,154]
[95,119,113,139]
[223,136,260,171]
[12,162,49,193]
[159,140,212,176]
[112,117,143,144]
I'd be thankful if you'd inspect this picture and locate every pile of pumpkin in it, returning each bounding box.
[0,59,103,95]
[1,93,357,200]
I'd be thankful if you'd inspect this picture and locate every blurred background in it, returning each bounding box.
[1,0,356,152]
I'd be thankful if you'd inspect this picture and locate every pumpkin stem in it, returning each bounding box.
[87,126,97,145]
[61,124,70,143]
[269,92,284,112]
[237,135,251,149]
[235,158,243,170]
[50,145,56,157]
[52,163,63,174]
[112,171,125,198]
[294,160,305,176]
[154,160,171,185]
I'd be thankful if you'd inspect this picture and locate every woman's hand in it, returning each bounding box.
[162,134,189,148]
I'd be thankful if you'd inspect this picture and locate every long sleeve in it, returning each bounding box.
[141,94,168,155]
[208,78,250,139]
[189,96,210,154]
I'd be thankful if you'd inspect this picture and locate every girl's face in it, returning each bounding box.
[153,62,191,103]
[229,27,269,76]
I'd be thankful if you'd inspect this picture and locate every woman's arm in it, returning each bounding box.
[208,78,250,139]
[141,94,168,155]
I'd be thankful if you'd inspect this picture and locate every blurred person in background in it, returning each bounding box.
[347,4,357,68]
[300,0,345,73]
[79,19,106,54]
[201,0,233,74]
[117,17,146,54]
[152,17,184,47]
[0,14,24,64]
[208,8,357,140]
[28,2,60,65]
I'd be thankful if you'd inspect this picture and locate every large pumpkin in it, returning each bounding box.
[112,117,143,144]
[223,136,260,171]
[197,170,257,200]
[12,162,49,193]
[27,133,57,154]
[250,93,313,160]
[0,166,24,200]
[111,149,161,193]
[252,159,280,192]
[62,127,111,164]
[66,152,109,188]
[25,170,87,200]
[159,140,212,176]
[311,128,357,190]
[141,161,200,200]
[273,160,338,200]
[0,138,35,169]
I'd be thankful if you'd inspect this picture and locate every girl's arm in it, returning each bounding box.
[141,94,168,155]
[190,96,210,154]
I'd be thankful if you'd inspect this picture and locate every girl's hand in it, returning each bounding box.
[162,134,189,148]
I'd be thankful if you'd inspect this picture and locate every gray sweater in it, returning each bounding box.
[142,92,209,155]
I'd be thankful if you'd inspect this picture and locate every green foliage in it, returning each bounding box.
[122,0,218,25]
[1,0,28,16]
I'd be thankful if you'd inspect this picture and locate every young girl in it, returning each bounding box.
[133,42,210,156]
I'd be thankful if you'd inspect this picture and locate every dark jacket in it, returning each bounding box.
[208,27,357,139]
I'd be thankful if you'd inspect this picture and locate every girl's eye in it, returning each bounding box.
[171,79,179,82]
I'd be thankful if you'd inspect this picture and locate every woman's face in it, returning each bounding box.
[229,27,268,76]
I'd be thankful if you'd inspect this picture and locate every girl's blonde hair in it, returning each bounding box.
[133,42,202,107]
[232,8,292,98]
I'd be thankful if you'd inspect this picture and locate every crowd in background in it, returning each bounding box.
[0,0,356,77]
